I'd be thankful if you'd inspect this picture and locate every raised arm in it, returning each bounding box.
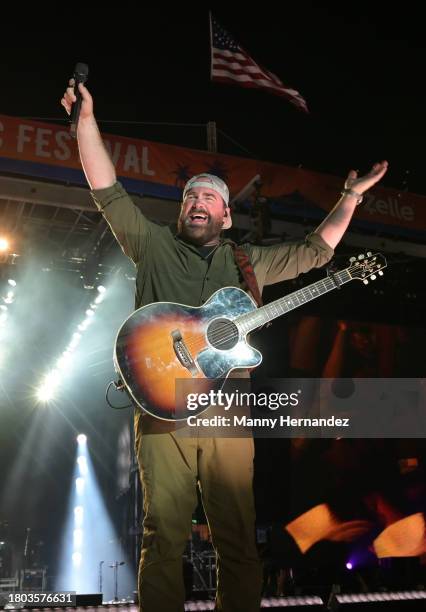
[61,80,151,265]
[61,80,116,189]
[315,161,388,249]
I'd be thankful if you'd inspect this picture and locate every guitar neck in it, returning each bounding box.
[237,269,352,333]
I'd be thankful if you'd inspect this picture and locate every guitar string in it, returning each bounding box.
[183,275,343,351]
[181,261,382,351]
[127,260,383,415]
[131,261,381,359]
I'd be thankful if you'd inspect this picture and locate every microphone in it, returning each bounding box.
[70,62,89,138]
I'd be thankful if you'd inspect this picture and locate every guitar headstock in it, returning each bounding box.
[347,252,387,284]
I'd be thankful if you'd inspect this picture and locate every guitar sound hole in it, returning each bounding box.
[207,318,239,350]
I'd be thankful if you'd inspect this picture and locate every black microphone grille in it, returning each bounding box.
[74,62,89,77]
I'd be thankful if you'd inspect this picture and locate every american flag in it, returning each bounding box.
[210,15,308,113]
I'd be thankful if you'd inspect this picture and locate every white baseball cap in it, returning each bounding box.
[183,174,230,206]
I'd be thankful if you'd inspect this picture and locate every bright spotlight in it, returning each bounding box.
[76,434,87,445]
[72,552,82,566]
[73,529,83,548]
[74,506,84,526]
[69,333,81,349]
[77,456,88,476]
[57,353,72,371]
[0,238,9,252]
[346,562,353,570]
[45,370,60,386]
[75,478,85,496]
[57,450,136,600]
[7,279,16,287]
[36,370,61,403]
[36,384,55,403]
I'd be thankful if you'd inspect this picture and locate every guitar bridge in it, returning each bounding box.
[171,330,199,376]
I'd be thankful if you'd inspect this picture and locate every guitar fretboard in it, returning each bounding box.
[237,269,352,334]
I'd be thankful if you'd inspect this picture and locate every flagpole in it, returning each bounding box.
[206,121,217,153]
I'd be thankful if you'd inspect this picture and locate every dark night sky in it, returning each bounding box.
[2,4,426,193]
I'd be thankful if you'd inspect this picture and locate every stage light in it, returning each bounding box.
[78,320,90,331]
[73,529,83,548]
[68,332,82,349]
[72,552,82,566]
[57,353,72,371]
[36,387,51,402]
[75,477,85,496]
[45,370,60,386]
[346,562,353,570]
[184,597,325,610]
[77,456,88,476]
[77,434,87,445]
[7,279,16,287]
[184,602,215,611]
[74,506,84,526]
[36,377,57,403]
[4,291,14,304]
[36,370,60,402]
[35,286,109,405]
[330,590,426,610]
[57,439,135,601]
[0,238,9,252]
[95,286,106,304]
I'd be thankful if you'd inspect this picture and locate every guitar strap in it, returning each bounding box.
[229,242,263,308]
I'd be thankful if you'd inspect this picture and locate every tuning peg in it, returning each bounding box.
[370,274,377,280]
[349,256,356,263]
[363,279,369,285]
[358,254,365,260]
[366,251,372,257]
[378,270,384,276]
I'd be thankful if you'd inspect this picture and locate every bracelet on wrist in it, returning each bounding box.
[341,187,364,205]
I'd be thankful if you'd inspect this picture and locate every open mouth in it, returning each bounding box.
[188,213,209,224]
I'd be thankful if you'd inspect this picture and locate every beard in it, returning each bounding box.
[177,213,224,246]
